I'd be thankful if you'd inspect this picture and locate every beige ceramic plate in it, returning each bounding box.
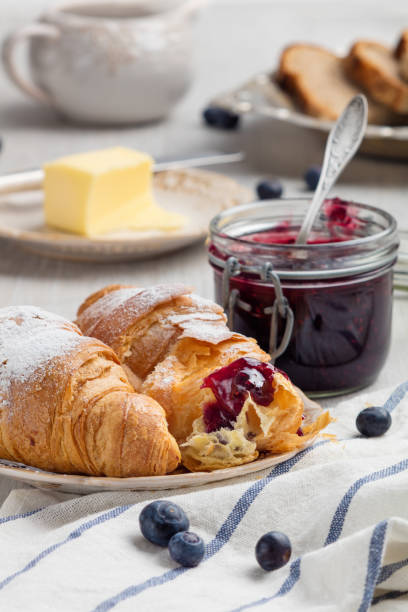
[0,168,252,262]
[0,392,323,494]
[212,72,408,159]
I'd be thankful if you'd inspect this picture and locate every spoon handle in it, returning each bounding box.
[296,94,368,245]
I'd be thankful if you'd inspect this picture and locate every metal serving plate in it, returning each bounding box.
[211,72,408,160]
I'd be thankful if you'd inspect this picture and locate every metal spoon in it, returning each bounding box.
[296,94,368,244]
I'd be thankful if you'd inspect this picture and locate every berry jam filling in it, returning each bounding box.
[201,357,277,433]
[243,198,361,245]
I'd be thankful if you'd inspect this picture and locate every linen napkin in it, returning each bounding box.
[0,382,407,612]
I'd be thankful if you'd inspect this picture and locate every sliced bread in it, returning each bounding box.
[345,40,408,113]
[395,30,408,82]
[277,43,396,124]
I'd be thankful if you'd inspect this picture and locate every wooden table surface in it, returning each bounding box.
[0,0,407,503]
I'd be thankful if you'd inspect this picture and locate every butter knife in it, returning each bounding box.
[0,151,245,196]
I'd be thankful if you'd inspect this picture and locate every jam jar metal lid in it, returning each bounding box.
[209,197,399,281]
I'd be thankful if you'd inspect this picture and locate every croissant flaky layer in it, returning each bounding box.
[77,285,332,472]
[0,306,180,477]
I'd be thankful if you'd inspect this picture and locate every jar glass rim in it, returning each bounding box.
[209,197,398,250]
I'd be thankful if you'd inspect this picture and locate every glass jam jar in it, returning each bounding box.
[208,197,399,397]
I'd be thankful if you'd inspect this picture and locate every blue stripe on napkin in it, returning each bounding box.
[228,559,303,612]
[0,504,134,591]
[325,458,408,545]
[372,589,408,605]
[383,380,408,412]
[377,556,408,584]
[358,520,388,612]
[0,507,44,525]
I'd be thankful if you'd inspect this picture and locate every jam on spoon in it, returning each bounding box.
[201,357,277,433]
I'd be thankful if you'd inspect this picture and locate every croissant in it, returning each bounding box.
[77,285,331,472]
[0,306,180,477]
[77,285,331,471]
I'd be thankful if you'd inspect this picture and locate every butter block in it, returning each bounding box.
[44,147,186,236]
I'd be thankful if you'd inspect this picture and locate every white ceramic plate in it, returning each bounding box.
[211,72,408,159]
[0,393,323,494]
[0,168,252,262]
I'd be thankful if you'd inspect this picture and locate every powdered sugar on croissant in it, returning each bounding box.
[0,306,180,477]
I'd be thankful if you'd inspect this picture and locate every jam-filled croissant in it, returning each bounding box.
[77,285,331,472]
[0,306,180,477]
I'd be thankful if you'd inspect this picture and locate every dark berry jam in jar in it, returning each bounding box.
[208,198,399,397]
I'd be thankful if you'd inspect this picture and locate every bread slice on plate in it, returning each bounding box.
[345,40,408,113]
[395,30,408,82]
[277,43,396,124]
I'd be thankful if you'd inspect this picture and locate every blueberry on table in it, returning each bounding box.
[304,165,321,190]
[356,406,392,437]
[256,180,283,200]
[168,531,205,567]
[139,500,189,547]
[202,106,240,130]
[255,531,291,571]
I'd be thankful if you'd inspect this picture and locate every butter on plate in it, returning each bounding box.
[44,147,186,237]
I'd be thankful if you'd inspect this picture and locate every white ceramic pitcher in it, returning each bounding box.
[2,0,204,124]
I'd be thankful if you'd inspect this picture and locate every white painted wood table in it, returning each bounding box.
[0,0,407,503]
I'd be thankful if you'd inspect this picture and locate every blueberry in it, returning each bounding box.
[255,531,291,571]
[256,180,283,200]
[139,500,189,547]
[168,531,205,567]
[304,165,321,190]
[356,406,392,437]
[202,106,240,130]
